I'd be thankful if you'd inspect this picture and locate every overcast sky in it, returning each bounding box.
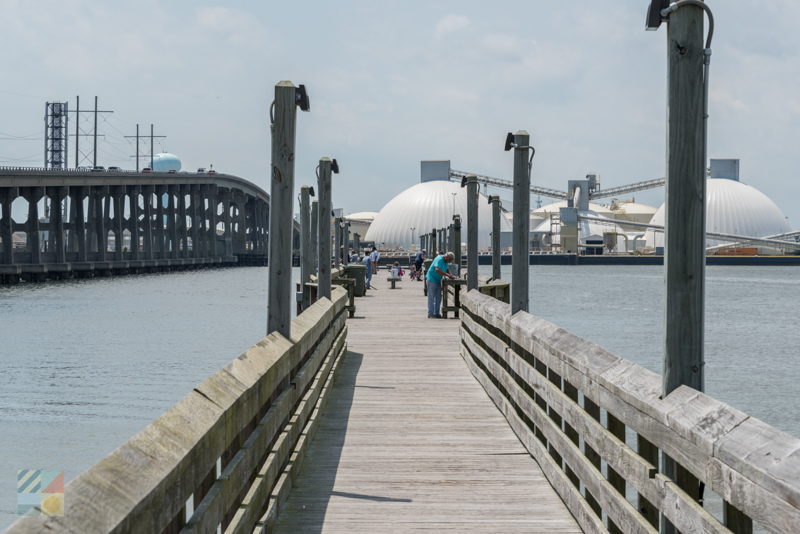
[1,1,798,225]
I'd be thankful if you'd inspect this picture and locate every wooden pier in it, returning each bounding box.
[274,275,580,533]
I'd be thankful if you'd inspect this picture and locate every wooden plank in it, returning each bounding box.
[274,276,581,533]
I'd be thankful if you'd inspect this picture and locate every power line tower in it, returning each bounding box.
[69,95,113,168]
[125,123,166,171]
[44,101,69,168]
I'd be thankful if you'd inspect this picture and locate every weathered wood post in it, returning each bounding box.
[652,3,711,532]
[431,228,437,255]
[490,195,501,280]
[299,185,313,311]
[310,200,319,275]
[334,217,342,267]
[343,221,350,265]
[317,158,333,300]
[267,81,307,338]
[452,215,462,273]
[464,174,478,290]
[511,130,530,314]
[353,232,360,257]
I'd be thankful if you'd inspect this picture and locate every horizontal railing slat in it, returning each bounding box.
[460,288,800,534]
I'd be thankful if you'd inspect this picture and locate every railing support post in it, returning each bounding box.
[490,195,501,280]
[334,217,342,267]
[465,174,478,290]
[511,130,530,314]
[317,158,333,300]
[268,81,303,338]
[310,200,319,276]
[299,185,313,311]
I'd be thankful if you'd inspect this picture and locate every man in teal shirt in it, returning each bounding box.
[426,252,457,318]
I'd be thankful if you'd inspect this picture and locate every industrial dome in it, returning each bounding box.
[152,152,181,172]
[645,178,790,248]
[365,180,511,249]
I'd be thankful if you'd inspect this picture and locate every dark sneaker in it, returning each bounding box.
[434,314,443,318]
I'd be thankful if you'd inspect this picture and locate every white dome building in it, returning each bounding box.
[645,178,791,249]
[365,180,511,249]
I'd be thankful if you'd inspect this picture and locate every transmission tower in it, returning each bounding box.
[125,123,166,171]
[44,102,69,168]
[69,96,113,168]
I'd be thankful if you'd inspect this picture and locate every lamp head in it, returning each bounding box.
[331,159,339,174]
[504,132,516,151]
[296,84,311,111]
[645,0,670,30]
[460,176,467,188]
[309,186,315,197]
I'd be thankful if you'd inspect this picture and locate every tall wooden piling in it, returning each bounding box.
[661,6,707,533]
[453,215,462,272]
[490,195,501,280]
[334,218,342,267]
[310,200,319,276]
[317,158,333,300]
[511,130,530,314]
[299,185,313,311]
[267,81,301,338]
[465,174,478,290]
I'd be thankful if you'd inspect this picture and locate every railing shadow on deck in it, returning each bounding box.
[271,350,388,534]
[4,286,350,534]
[459,285,800,534]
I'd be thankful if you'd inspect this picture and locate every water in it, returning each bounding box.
[0,264,798,528]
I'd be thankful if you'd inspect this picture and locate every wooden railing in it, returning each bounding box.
[459,289,800,534]
[7,286,349,534]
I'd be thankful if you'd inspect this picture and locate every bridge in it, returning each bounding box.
[5,271,798,534]
[0,168,298,283]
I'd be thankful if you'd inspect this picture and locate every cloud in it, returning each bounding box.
[434,14,470,39]
[195,7,264,45]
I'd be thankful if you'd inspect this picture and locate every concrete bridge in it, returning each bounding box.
[0,168,298,282]
[5,271,798,534]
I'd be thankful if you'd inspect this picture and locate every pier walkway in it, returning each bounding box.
[274,275,580,533]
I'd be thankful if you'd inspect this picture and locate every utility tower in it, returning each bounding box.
[69,96,113,168]
[125,124,166,171]
[44,102,69,168]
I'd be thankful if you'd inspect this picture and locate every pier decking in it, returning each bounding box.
[274,275,580,533]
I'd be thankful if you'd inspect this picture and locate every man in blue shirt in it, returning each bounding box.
[426,252,457,318]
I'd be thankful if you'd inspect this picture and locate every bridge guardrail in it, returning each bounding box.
[5,286,349,534]
[459,289,800,534]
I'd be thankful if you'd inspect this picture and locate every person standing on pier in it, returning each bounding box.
[362,253,373,289]
[414,249,426,280]
[426,252,457,318]
[369,246,380,277]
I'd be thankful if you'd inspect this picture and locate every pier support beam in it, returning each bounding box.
[142,186,154,261]
[128,186,140,261]
[93,186,106,261]
[317,158,333,300]
[1,188,15,264]
[511,130,530,314]
[52,187,67,264]
[267,81,302,338]
[113,186,125,261]
[74,187,87,262]
[490,195,501,280]
[465,174,478,291]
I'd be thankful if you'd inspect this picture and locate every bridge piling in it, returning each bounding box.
[2,188,14,264]
[310,200,318,275]
[490,195,501,279]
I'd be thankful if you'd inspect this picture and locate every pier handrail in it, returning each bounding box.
[6,286,349,534]
[460,289,800,534]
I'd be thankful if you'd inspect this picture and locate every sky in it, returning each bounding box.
[1,0,798,226]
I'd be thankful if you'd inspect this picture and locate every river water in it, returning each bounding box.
[1,264,798,528]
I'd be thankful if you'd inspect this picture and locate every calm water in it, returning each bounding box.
[1,264,798,528]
